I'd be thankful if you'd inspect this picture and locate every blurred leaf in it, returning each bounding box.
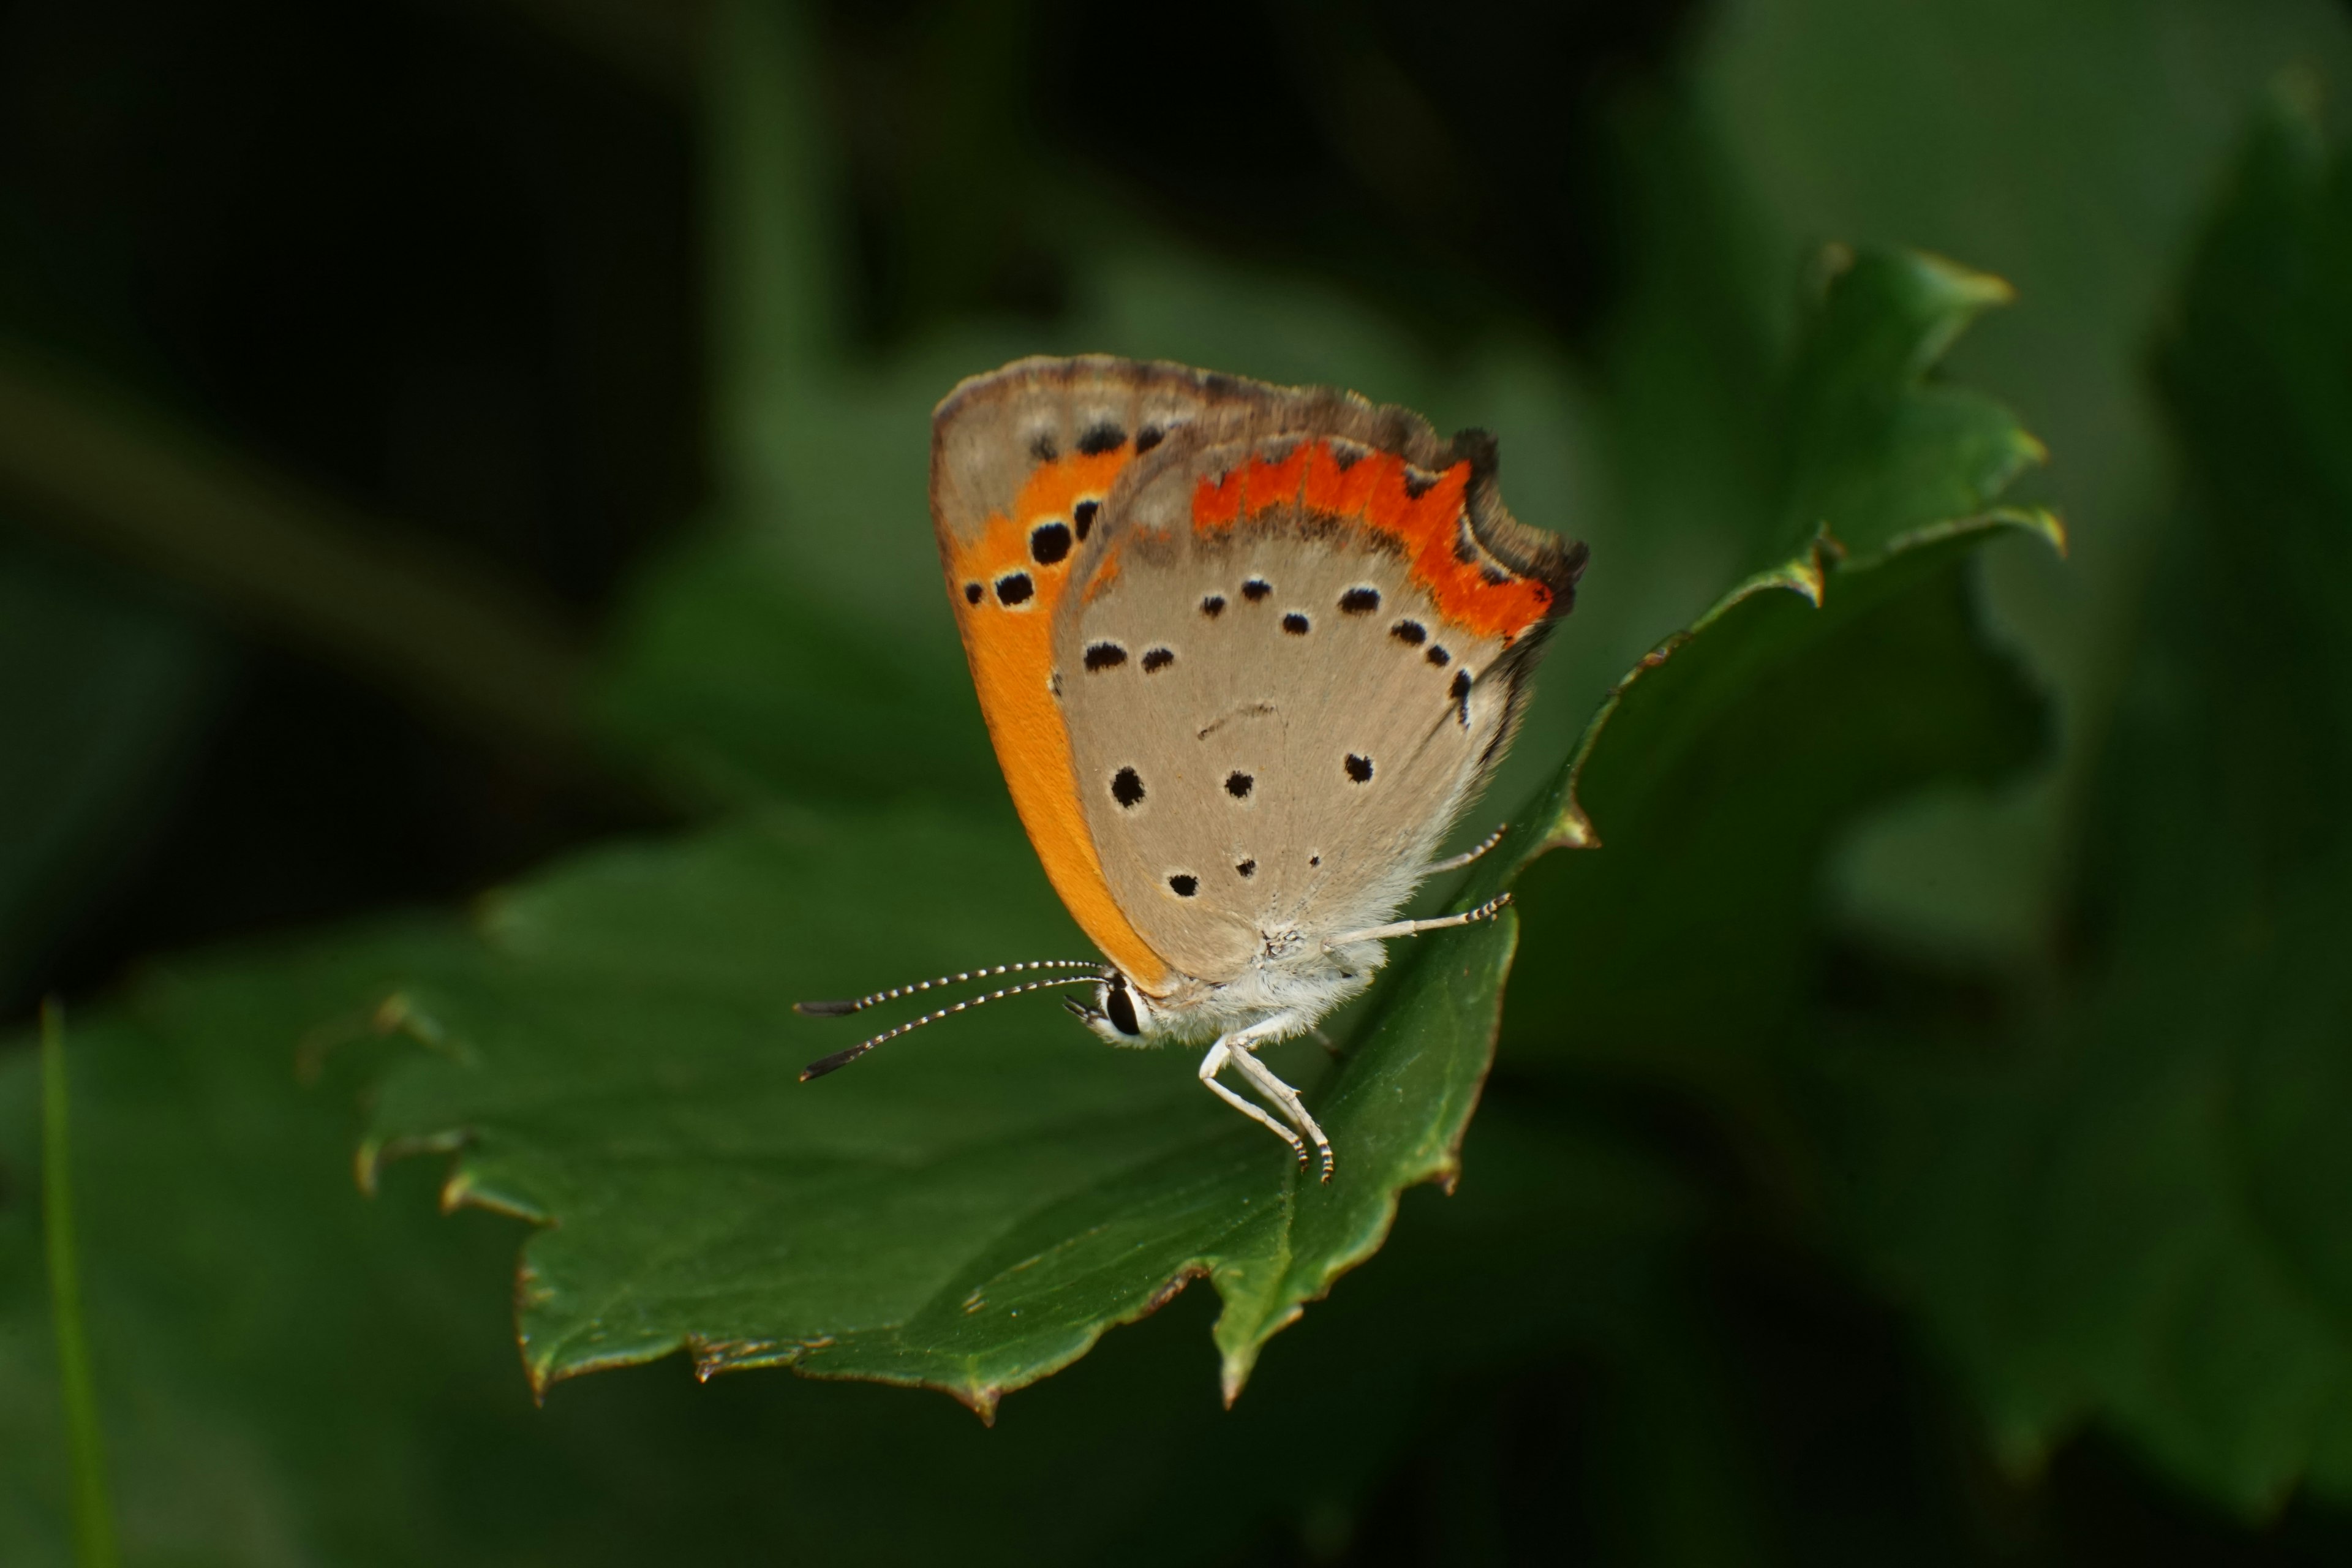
[0,537,222,1005]
[1700,0,2352,960]
[1820,91,2352,1515]
[1504,251,2058,1087]
[0,927,1703,1565]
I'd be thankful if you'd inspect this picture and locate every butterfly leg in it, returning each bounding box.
[1321,892,1513,952]
[1424,822,1509,875]
[1198,1041,1309,1168]
[1223,1041,1335,1183]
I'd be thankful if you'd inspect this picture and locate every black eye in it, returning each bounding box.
[1105,983,1140,1036]
[1030,522,1072,564]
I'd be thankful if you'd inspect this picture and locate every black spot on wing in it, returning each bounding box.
[1235,859,1256,878]
[1077,423,1126,456]
[1141,647,1175,673]
[1344,753,1374,783]
[1225,771,1253,799]
[1451,668,1473,724]
[1426,645,1450,666]
[1390,619,1425,646]
[1030,521,1072,564]
[1085,643,1128,672]
[1031,431,1058,463]
[1073,499,1099,540]
[1111,766,1145,808]
[1167,873,1198,897]
[1200,594,1226,617]
[1339,587,1381,614]
[1403,467,1439,500]
[1135,425,1165,453]
[1242,578,1272,602]
[1281,612,1310,636]
[963,581,982,605]
[995,571,1034,606]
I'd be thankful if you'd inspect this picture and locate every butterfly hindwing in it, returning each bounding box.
[1054,398,1585,987]
[935,355,1583,997]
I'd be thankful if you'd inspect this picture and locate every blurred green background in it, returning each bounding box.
[6,0,2352,1562]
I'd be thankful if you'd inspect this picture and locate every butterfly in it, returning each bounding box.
[797,356,1586,1180]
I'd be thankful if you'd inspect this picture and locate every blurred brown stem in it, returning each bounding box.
[0,341,591,763]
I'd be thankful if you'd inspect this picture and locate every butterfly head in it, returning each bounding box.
[1066,970,1155,1043]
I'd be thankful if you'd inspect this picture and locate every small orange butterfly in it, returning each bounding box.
[798,357,1586,1180]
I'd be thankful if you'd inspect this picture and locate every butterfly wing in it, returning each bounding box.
[930,357,1280,990]
[1052,389,1586,986]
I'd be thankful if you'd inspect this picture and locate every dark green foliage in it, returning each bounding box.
[6,1,2352,1561]
[1820,90,2352,1515]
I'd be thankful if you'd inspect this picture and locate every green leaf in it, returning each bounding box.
[1503,249,2059,1082]
[1821,91,2352,1515]
[0,930,1701,1564]
[359,804,1517,1408]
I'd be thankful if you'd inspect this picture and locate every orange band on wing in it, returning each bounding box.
[945,450,1170,992]
[1193,440,1553,639]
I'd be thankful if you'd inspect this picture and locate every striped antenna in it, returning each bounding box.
[794,959,1110,1017]
[799,974,1106,1081]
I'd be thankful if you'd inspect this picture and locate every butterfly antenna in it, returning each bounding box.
[794,959,1110,1017]
[799,974,1107,1081]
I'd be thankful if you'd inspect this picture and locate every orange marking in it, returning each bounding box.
[1195,440,1552,639]
[945,448,1170,992]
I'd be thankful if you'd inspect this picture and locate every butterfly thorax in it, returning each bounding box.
[1075,926,1395,1048]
